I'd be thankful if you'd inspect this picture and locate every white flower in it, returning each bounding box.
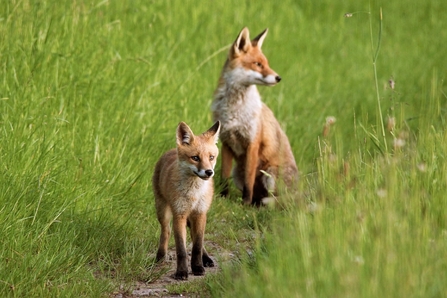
[377,189,387,198]
[417,163,427,172]
[393,138,406,149]
[387,117,395,132]
[326,116,336,125]
[389,79,395,90]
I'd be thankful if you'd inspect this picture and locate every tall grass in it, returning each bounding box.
[208,1,447,297]
[211,82,447,297]
[1,0,446,297]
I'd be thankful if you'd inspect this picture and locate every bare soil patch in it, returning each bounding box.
[111,241,236,297]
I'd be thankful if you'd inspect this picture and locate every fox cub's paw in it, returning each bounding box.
[174,270,188,280]
[192,265,205,276]
[202,255,215,267]
[155,251,166,263]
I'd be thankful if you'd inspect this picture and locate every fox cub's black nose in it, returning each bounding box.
[205,170,214,177]
[275,76,282,83]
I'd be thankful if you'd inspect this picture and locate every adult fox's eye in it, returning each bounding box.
[191,156,200,162]
[254,62,263,68]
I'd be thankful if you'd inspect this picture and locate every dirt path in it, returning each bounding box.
[112,242,235,297]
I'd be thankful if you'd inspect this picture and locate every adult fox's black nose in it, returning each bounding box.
[275,76,281,83]
[205,170,214,177]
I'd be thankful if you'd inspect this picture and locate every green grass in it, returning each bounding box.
[1,0,446,297]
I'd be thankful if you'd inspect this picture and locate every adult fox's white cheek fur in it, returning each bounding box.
[261,74,281,85]
[227,67,280,87]
[254,72,280,86]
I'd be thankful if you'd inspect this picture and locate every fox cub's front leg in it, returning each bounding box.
[173,215,189,280]
[189,213,209,276]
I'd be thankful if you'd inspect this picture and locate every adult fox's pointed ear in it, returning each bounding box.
[204,121,221,144]
[252,28,268,49]
[176,122,195,146]
[231,27,251,58]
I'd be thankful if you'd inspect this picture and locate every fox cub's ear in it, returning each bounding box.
[204,121,221,145]
[232,27,251,57]
[252,28,268,49]
[177,122,195,146]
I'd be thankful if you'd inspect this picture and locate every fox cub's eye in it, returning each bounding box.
[209,155,215,161]
[191,156,200,162]
[254,62,263,68]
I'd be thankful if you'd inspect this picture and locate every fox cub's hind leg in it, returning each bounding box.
[202,247,214,267]
[155,205,172,262]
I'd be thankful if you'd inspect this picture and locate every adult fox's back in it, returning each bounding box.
[211,27,298,205]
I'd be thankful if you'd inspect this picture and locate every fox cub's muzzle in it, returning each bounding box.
[195,169,214,180]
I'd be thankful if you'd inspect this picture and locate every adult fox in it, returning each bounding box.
[211,27,298,205]
[153,121,220,280]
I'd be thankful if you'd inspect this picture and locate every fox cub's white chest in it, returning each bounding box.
[172,179,211,214]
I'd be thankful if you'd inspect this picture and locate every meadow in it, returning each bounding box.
[1,0,446,297]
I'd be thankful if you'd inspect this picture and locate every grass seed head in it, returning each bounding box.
[387,117,396,132]
[389,78,395,90]
[377,188,387,198]
[393,138,406,149]
[417,163,427,172]
[323,116,336,137]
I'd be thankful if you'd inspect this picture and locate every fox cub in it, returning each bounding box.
[153,121,220,280]
[211,27,298,205]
